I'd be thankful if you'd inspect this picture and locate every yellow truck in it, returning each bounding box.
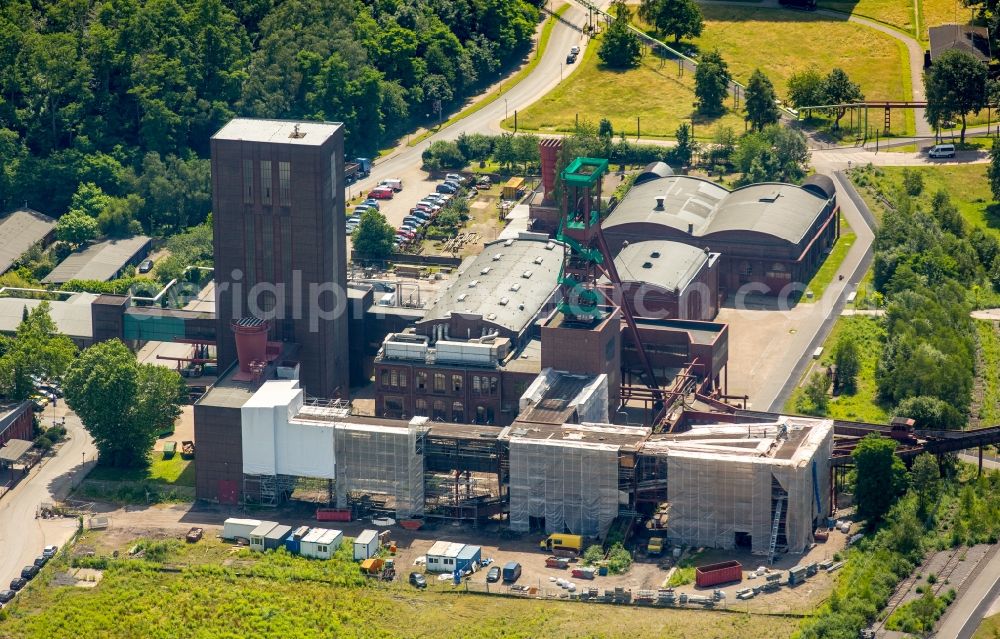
[539,534,583,556]
[647,537,664,556]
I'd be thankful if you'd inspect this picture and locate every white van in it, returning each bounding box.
[928,144,955,159]
[380,178,403,191]
[376,292,395,307]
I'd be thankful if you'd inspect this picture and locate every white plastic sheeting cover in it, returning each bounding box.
[240,380,336,480]
[508,438,619,537]
[276,418,336,479]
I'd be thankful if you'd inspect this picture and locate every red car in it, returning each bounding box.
[367,186,394,200]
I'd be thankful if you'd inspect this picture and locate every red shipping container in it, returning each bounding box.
[315,508,352,522]
[695,560,743,587]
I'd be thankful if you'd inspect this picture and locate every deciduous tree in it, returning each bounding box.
[834,334,860,394]
[351,209,396,260]
[0,302,78,401]
[821,68,864,129]
[54,209,99,245]
[852,434,907,525]
[638,0,704,43]
[786,67,824,116]
[64,340,185,468]
[744,69,781,132]
[598,1,641,69]
[924,49,988,143]
[694,49,730,116]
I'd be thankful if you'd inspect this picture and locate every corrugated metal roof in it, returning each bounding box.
[419,237,564,334]
[0,209,55,275]
[42,236,151,284]
[0,293,97,339]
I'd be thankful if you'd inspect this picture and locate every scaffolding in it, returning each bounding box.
[242,473,296,506]
[655,418,833,555]
[508,437,620,537]
[333,420,425,518]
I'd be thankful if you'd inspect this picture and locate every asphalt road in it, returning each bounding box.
[936,545,1000,639]
[0,405,96,590]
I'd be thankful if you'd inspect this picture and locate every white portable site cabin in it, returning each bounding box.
[249,521,279,550]
[353,529,379,561]
[221,518,262,542]
[300,528,344,559]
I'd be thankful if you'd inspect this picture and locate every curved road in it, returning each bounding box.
[0,405,96,589]
[355,5,590,195]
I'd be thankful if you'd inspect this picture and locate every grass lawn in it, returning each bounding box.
[86,454,195,488]
[785,315,890,422]
[974,320,1000,426]
[508,29,745,139]
[817,0,914,34]
[849,164,999,236]
[920,0,975,41]
[0,537,801,639]
[693,6,911,105]
[974,613,1000,639]
[802,214,857,302]
[514,6,911,139]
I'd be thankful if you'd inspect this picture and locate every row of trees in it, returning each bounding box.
[0,0,542,225]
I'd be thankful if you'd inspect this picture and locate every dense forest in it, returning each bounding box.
[0,0,543,230]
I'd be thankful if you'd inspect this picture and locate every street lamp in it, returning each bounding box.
[504,98,509,120]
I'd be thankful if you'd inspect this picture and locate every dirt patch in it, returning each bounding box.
[50,568,104,588]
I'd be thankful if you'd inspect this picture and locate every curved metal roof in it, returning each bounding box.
[605,175,832,246]
[609,241,714,293]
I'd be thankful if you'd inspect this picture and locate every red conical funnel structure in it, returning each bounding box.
[231,317,269,376]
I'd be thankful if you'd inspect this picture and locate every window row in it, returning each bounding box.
[414,399,496,424]
[243,159,291,206]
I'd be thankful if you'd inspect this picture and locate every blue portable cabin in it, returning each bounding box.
[264,524,292,550]
[455,545,482,573]
[284,525,311,554]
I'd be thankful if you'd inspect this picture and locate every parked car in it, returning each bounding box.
[409,572,427,588]
[42,545,58,558]
[138,259,154,273]
[476,176,492,188]
[566,53,577,64]
[443,179,461,190]
[436,183,457,194]
[402,217,424,227]
[486,566,501,582]
[396,229,416,239]
[33,556,47,568]
[408,209,431,221]
[445,173,465,185]
[362,198,381,210]
[928,143,956,159]
[380,178,404,191]
[36,385,62,398]
[367,187,394,200]
[570,45,580,55]
[20,565,38,580]
[9,578,25,592]
[0,590,14,603]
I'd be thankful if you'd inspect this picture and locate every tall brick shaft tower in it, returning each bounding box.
[210,119,349,398]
